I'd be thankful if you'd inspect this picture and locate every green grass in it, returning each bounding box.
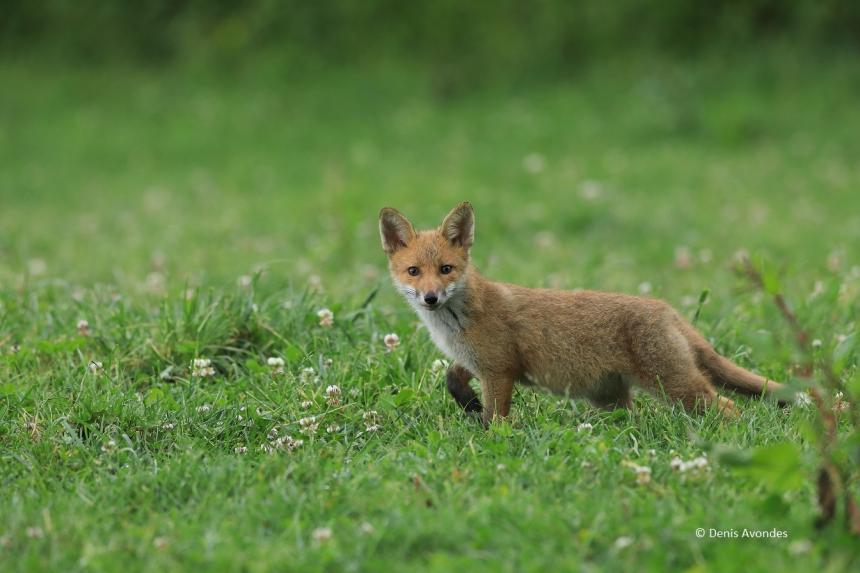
[1,52,859,572]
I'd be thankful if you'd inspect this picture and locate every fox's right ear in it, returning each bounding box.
[379,208,416,255]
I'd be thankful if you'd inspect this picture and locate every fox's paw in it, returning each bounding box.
[462,397,483,414]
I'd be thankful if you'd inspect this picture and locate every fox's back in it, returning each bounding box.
[472,282,680,390]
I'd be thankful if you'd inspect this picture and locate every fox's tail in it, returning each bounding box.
[681,324,787,404]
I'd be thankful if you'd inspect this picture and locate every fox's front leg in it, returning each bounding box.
[445,363,481,413]
[479,375,515,426]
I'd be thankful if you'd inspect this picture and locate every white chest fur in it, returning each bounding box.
[415,305,478,374]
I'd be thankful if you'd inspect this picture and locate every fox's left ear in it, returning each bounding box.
[440,202,475,249]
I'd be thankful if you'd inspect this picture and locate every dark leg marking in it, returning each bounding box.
[446,363,482,413]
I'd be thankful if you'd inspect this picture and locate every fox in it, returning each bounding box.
[379,201,786,425]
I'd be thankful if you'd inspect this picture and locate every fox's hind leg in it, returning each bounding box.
[649,370,737,416]
[588,373,633,411]
[446,363,482,413]
[630,324,736,416]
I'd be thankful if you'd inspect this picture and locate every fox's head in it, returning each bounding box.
[378,202,474,311]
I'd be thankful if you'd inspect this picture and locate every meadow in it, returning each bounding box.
[1,51,859,571]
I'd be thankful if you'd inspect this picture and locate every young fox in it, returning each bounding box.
[379,202,785,425]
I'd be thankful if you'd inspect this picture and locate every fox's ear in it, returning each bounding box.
[440,202,474,249]
[379,208,416,255]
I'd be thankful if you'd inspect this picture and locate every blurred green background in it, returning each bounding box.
[2,4,860,572]
[2,1,859,299]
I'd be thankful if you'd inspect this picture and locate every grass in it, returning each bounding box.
[1,51,859,571]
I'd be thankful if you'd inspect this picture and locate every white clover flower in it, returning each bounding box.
[795,392,813,407]
[299,416,319,435]
[267,356,285,373]
[317,308,334,327]
[670,454,710,476]
[234,446,248,454]
[360,522,374,534]
[383,333,400,352]
[363,410,381,432]
[637,281,652,295]
[579,180,603,200]
[88,360,103,373]
[194,366,216,377]
[326,424,340,434]
[27,258,47,276]
[623,461,651,485]
[522,152,546,174]
[534,231,555,249]
[789,539,812,556]
[299,367,317,384]
[326,385,342,406]
[101,439,117,453]
[26,526,44,539]
[680,295,697,307]
[153,537,169,550]
[196,404,212,413]
[237,275,252,288]
[613,536,634,551]
[191,358,215,377]
[146,272,165,293]
[274,435,303,451]
[812,339,823,348]
[76,319,90,336]
[312,527,332,543]
[674,246,693,269]
[833,391,850,413]
[689,456,709,470]
[161,422,175,430]
[308,275,323,291]
[349,388,361,398]
[431,359,449,375]
[810,280,825,299]
[635,466,651,485]
[576,422,593,433]
[827,250,843,271]
[300,400,313,409]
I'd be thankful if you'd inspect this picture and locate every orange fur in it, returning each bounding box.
[379,202,784,425]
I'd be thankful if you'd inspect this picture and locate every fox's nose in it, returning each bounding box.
[424,292,439,305]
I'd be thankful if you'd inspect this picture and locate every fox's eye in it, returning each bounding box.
[407,266,420,276]
[440,265,453,275]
